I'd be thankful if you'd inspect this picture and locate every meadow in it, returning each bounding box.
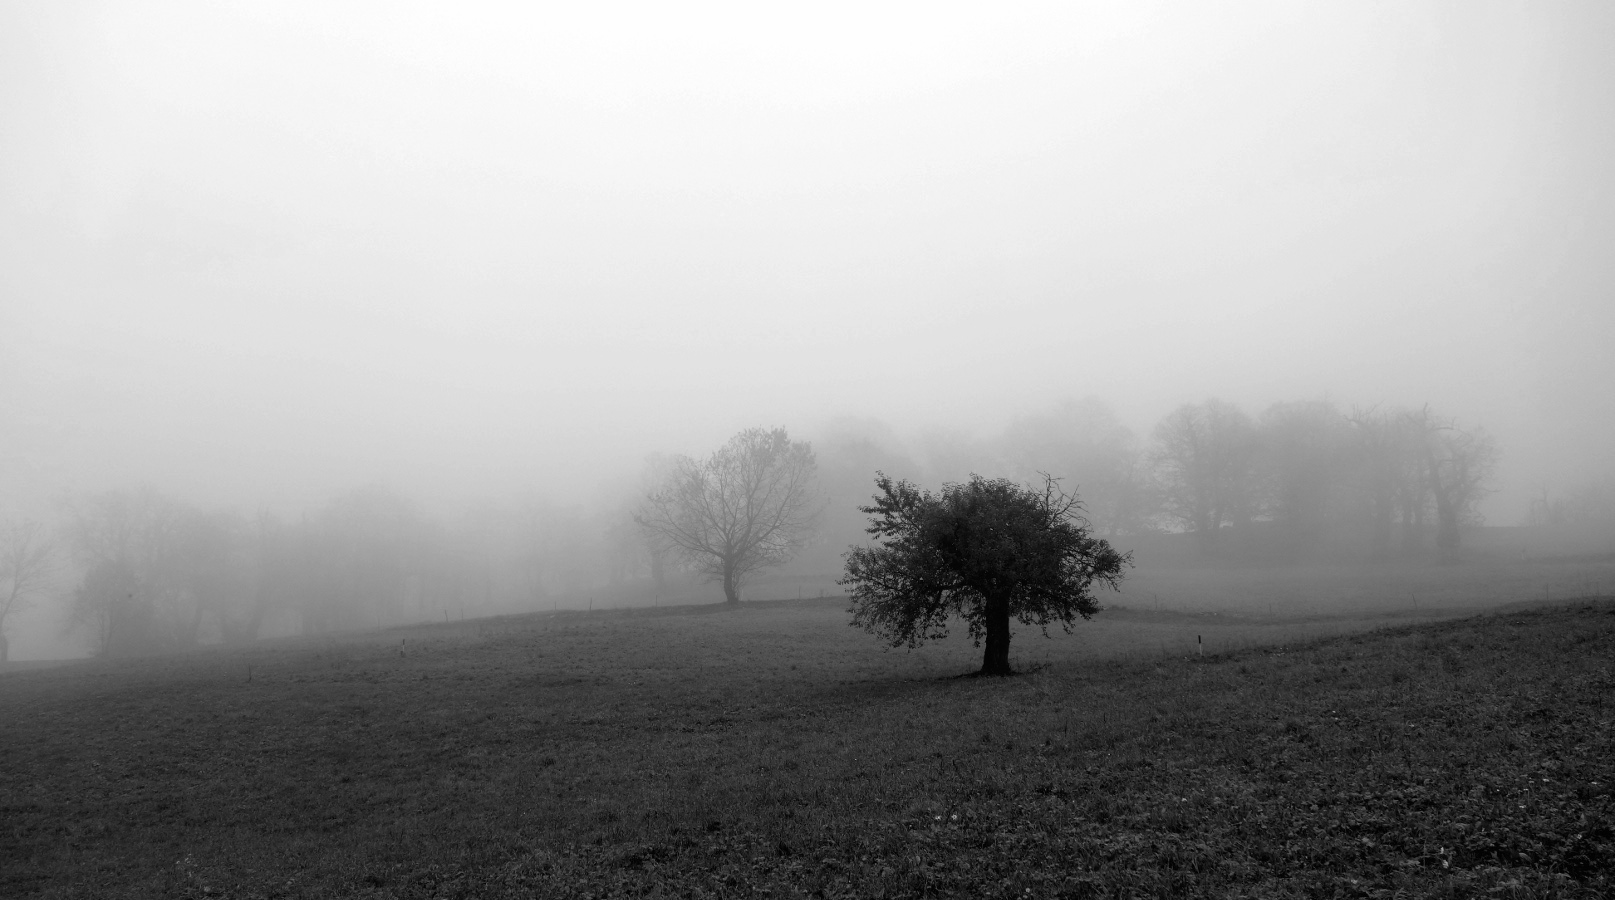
[2,581,1612,898]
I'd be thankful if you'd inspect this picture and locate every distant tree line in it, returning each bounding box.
[1146,400,1497,562]
[4,396,1563,659]
[50,485,661,657]
[1525,479,1615,529]
[0,520,56,662]
[809,398,1502,566]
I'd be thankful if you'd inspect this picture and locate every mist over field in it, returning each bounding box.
[3,3,1615,661]
[6,9,1615,897]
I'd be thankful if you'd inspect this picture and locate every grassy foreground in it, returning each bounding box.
[2,598,1612,898]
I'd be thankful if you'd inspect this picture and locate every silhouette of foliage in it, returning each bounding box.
[842,473,1128,675]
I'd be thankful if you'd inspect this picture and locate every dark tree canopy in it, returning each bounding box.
[841,473,1129,676]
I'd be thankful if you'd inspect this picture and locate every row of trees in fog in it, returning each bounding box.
[6,395,1615,658]
[1148,401,1496,561]
[624,398,1517,597]
[806,398,1505,569]
[0,521,54,662]
[5,486,658,657]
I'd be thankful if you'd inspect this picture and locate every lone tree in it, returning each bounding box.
[636,427,820,604]
[842,473,1129,676]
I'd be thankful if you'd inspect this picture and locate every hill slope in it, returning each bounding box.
[2,599,1612,898]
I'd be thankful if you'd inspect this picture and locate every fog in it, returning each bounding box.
[3,5,1614,657]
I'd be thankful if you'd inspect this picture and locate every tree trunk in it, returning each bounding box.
[1434,496,1460,561]
[1400,489,1423,555]
[721,563,740,604]
[1426,450,1461,560]
[979,595,1013,676]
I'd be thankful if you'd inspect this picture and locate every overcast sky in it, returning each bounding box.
[3,1,1612,520]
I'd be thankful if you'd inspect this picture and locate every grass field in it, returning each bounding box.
[3,591,1612,898]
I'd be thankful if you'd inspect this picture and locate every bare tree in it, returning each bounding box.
[63,489,184,656]
[636,427,820,604]
[1414,408,1497,558]
[1347,407,1429,559]
[154,506,249,645]
[68,558,144,657]
[0,520,56,663]
[1256,401,1354,540]
[62,490,261,650]
[1528,479,1615,528]
[1149,399,1258,556]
